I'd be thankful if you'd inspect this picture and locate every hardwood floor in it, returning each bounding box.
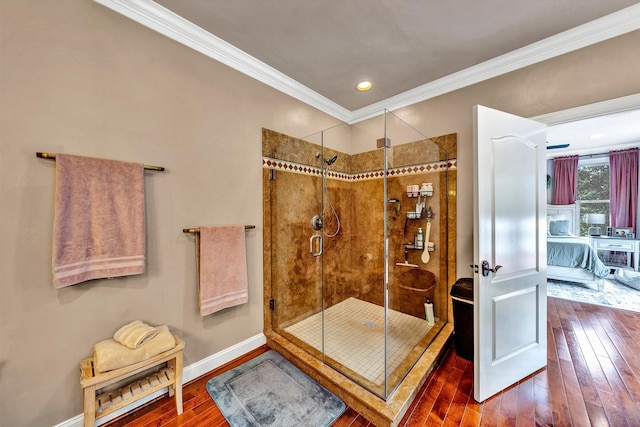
[105,297,640,427]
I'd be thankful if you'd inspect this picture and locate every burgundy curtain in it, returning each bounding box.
[552,155,579,205]
[610,148,638,231]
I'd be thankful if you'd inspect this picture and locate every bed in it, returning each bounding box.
[547,204,609,288]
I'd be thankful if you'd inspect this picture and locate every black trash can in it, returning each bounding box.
[451,278,474,361]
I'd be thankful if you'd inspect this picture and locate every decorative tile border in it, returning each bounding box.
[262,158,456,181]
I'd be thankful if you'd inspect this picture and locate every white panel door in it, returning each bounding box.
[473,105,547,402]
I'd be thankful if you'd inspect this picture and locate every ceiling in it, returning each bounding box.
[97,0,640,151]
[139,0,639,116]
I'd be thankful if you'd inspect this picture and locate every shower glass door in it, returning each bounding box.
[265,129,324,358]
[314,121,387,396]
[381,111,449,398]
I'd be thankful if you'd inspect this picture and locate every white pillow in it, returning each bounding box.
[549,219,571,236]
[547,215,567,235]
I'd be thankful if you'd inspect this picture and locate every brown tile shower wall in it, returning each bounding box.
[339,135,456,322]
[385,173,443,317]
[269,170,322,326]
[348,177,385,305]
[324,183,361,304]
[263,129,358,329]
[432,133,458,325]
[263,128,457,331]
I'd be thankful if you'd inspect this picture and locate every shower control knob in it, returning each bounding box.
[311,215,323,230]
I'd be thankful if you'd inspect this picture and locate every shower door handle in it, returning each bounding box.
[310,234,323,257]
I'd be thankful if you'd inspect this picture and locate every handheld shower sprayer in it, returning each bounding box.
[314,152,341,238]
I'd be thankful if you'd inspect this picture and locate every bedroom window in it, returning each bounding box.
[577,156,610,236]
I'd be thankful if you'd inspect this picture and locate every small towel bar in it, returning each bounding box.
[183,226,255,234]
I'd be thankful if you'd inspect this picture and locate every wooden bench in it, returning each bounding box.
[80,332,184,427]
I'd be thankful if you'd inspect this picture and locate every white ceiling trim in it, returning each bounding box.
[534,94,640,159]
[350,5,640,123]
[94,0,640,124]
[531,93,640,125]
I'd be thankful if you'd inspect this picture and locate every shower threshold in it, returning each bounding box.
[266,322,452,427]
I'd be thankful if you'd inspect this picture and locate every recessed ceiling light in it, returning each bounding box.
[356,81,372,91]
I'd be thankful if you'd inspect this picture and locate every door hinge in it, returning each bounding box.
[269,298,276,311]
[269,169,276,180]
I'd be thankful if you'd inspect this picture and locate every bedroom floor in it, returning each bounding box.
[548,276,640,312]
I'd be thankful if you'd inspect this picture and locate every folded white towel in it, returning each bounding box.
[113,320,159,349]
[94,325,175,373]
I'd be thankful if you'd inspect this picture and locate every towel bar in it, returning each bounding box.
[36,152,165,171]
[183,225,255,233]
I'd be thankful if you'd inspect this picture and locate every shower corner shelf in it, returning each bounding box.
[407,190,433,198]
[404,243,435,251]
[406,212,435,220]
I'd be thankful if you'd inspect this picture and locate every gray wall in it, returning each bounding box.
[0,1,339,425]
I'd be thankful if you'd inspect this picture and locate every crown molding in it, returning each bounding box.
[349,4,640,122]
[538,94,640,159]
[531,93,640,125]
[94,1,640,124]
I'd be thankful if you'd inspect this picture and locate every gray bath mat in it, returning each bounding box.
[206,350,346,426]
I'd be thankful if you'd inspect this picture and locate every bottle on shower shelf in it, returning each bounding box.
[416,227,424,249]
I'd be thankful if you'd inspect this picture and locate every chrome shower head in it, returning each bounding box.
[315,153,338,166]
[325,155,338,166]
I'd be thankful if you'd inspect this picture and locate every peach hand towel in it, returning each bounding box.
[113,320,159,349]
[52,154,145,288]
[197,226,249,316]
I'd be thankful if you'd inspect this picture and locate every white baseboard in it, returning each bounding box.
[54,333,266,427]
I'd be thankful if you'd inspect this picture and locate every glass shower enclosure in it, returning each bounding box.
[264,110,449,399]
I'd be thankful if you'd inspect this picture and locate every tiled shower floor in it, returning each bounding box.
[284,297,432,386]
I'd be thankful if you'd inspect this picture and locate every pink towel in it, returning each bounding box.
[197,226,249,316]
[52,154,145,288]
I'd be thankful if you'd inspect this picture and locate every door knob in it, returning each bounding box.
[481,260,502,277]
